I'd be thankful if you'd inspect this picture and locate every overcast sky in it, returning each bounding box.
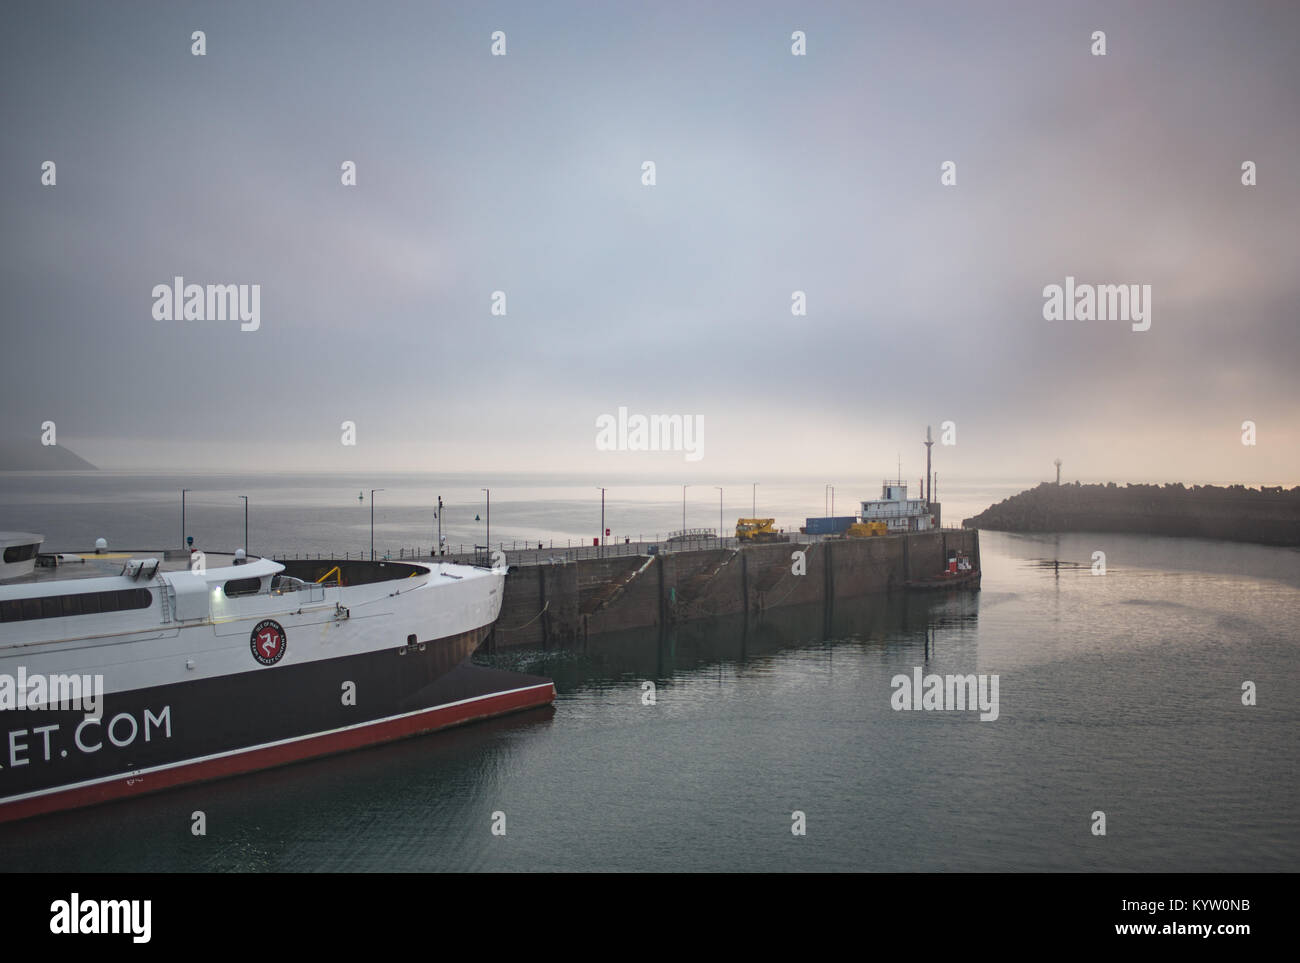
[1,0,1296,485]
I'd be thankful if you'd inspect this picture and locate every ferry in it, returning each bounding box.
[0,531,551,823]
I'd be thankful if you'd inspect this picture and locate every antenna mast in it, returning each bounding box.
[924,425,934,509]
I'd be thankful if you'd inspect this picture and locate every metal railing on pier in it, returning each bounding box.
[266,527,970,569]
[270,534,778,567]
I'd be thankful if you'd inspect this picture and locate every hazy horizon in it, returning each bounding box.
[3,1,1296,486]
[2,457,1296,492]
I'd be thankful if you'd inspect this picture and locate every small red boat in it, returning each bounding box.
[905,551,981,591]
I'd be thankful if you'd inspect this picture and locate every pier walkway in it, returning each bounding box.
[268,528,972,570]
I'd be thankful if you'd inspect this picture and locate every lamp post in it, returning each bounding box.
[715,486,723,545]
[596,487,606,557]
[370,488,384,560]
[482,488,490,555]
[436,495,443,556]
[236,495,248,555]
[181,488,191,550]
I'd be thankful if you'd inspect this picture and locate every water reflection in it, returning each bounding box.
[479,589,981,692]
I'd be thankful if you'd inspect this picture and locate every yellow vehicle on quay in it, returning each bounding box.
[735,518,789,543]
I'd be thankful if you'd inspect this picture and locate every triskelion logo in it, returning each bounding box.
[250,620,287,666]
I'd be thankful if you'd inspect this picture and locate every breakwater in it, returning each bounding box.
[963,481,1300,546]
[484,529,979,650]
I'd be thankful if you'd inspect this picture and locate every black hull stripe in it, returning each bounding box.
[2,681,554,807]
[0,625,489,799]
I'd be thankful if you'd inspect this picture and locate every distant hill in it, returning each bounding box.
[0,442,98,471]
[963,481,1300,547]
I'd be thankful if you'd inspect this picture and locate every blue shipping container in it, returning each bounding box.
[804,516,857,535]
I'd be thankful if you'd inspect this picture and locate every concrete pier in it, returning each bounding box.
[484,529,979,650]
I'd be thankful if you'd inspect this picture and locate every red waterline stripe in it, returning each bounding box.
[0,682,555,824]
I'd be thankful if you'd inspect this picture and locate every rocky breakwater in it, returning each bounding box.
[963,481,1300,546]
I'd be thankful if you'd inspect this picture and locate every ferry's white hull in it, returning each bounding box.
[0,559,535,823]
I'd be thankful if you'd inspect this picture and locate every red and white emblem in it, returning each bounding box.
[250,619,287,666]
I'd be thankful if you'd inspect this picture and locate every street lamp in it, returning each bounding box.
[435,495,443,556]
[481,488,490,555]
[715,487,723,544]
[370,488,384,560]
[236,495,248,555]
[181,488,192,550]
[596,487,606,557]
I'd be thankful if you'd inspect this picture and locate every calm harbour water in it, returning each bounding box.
[1,474,1297,871]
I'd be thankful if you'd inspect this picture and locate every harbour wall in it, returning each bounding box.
[484,529,979,650]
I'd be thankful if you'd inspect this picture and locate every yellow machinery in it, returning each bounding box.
[736,518,784,542]
[846,521,888,538]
